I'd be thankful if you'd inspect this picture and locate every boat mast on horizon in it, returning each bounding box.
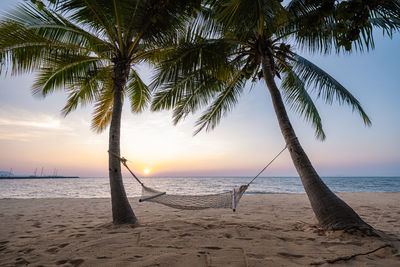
[0,167,79,179]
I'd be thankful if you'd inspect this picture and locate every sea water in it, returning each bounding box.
[0,176,399,199]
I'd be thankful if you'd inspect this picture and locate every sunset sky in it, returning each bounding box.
[0,1,399,177]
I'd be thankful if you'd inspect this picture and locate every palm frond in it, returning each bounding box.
[0,9,111,76]
[193,71,246,135]
[32,53,103,96]
[4,3,113,57]
[280,65,326,140]
[62,65,112,116]
[286,1,400,54]
[127,0,201,55]
[159,40,231,83]
[0,21,56,74]
[293,54,371,126]
[57,0,119,47]
[352,16,400,51]
[170,75,223,125]
[171,79,222,125]
[91,85,114,133]
[151,68,222,113]
[150,31,235,112]
[126,70,151,113]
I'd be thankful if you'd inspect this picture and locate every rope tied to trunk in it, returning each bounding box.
[108,150,144,186]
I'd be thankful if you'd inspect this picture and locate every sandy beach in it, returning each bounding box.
[0,192,399,266]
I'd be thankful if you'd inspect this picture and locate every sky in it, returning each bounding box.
[0,1,399,177]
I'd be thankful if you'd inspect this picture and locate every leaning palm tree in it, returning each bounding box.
[0,0,199,224]
[151,0,400,230]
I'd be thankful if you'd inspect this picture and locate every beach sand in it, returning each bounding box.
[0,192,399,266]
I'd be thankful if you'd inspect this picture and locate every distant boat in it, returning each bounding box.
[0,170,79,179]
[0,171,13,177]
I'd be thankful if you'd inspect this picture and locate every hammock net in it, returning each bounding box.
[140,185,249,210]
[110,144,287,211]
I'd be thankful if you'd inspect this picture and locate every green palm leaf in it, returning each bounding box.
[281,65,326,140]
[126,70,150,113]
[293,54,371,126]
[150,33,234,113]
[0,21,57,74]
[57,0,119,46]
[286,1,400,54]
[32,54,103,96]
[91,85,115,133]
[170,75,224,125]
[193,71,246,135]
[61,66,112,116]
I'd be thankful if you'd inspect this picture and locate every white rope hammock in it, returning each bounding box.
[109,145,287,212]
[140,184,248,211]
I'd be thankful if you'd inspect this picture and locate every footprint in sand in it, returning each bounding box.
[277,236,293,242]
[14,214,24,220]
[236,237,253,240]
[247,253,265,259]
[224,233,232,239]
[205,224,218,229]
[179,233,192,237]
[32,222,41,228]
[56,259,84,266]
[46,247,59,254]
[96,256,110,259]
[320,241,343,247]
[18,248,34,254]
[58,243,69,248]
[18,235,38,239]
[277,252,304,258]
[54,224,67,228]
[68,233,86,237]
[15,257,30,265]
[202,246,222,250]
[0,240,9,251]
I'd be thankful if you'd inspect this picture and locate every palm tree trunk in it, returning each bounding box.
[260,55,371,231]
[108,61,137,224]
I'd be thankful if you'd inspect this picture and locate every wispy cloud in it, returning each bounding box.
[0,118,62,129]
[0,130,35,142]
[0,107,72,141]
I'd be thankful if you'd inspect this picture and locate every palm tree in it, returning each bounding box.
[151,0,400,230]
[0,0,199,224]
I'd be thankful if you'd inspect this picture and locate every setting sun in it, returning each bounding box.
[143,169,150,175]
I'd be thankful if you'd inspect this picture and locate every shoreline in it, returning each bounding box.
[1,192,399,266]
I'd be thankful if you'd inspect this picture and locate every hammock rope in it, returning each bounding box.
[246,144,287,186]
[108,144,287,211]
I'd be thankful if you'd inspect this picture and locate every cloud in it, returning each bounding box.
[0,107,72,141]
[0,117,61,129]
[0,130,34,142]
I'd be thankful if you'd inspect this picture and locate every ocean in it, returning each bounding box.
[0,176,399,199]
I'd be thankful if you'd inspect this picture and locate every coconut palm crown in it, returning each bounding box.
[151,0,400,230]
[0,0,200,224]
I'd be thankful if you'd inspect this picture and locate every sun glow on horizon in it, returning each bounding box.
[143,168,150,175]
